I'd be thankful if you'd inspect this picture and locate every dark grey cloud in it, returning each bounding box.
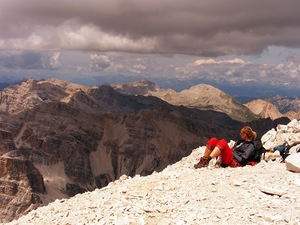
[0,51,61,70]
[1,0,300,56]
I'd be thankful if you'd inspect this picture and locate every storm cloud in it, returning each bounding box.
[1,0,300,56]
[0,51,61,70]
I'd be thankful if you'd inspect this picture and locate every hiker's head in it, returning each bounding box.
[240,126,257,141]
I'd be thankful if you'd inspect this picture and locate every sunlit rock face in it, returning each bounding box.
[0,78,289,222]
[0,151,45,222]
[244,99,283,120]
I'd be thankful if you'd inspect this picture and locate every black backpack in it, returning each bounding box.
[250,139,266,163]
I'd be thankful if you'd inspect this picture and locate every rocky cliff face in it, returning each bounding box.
[244,98,300,120]
[0,78,289,222]
[244,99,283,120]
[0,151,45,221]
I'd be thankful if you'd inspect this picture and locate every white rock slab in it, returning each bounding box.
[285,153,300,173]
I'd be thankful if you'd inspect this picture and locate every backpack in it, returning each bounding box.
[276,143,290,162]
[249,139,266,163]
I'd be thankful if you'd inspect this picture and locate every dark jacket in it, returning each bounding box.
[232,140,255,165]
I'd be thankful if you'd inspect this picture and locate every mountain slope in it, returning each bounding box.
[6,154,298,225]
[284,110,300,120]
[112,80,259,122]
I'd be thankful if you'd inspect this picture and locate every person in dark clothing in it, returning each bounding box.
[194,126,257,168]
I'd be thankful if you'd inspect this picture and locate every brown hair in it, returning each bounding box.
[241,126,257,141]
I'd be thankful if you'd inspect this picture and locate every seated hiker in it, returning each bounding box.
[194,126,257,168]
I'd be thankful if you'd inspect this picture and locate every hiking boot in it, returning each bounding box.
[194,157,209,168]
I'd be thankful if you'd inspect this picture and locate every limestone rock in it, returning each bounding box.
[258,185,287,196]
[285,153,300,173]
[0,152,45,223]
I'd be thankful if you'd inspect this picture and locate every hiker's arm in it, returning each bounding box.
[243,145,255,158]
[235,144,255,165]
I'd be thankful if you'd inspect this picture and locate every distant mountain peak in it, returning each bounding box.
[0,78,99,115]
[244,98,300,121]
[186,83,222,92]
[244,99,282,120]
[111,80,258,122]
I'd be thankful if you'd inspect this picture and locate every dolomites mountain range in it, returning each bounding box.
[111,80,300,121]
[111,80,259,122]
[0,78,291,222]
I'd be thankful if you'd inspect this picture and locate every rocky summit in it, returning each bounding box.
[3,120,300,225]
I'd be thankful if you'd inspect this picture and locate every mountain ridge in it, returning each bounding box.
[111,80,259,122]
[2,79,300,122]
[111,80,300,121]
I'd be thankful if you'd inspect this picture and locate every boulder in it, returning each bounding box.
[285,153,300,173]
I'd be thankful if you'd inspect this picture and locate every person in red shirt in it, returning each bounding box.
[194,126,257,168]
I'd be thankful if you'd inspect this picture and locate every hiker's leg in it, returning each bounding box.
[217,139,233,166]
[203,137,218,157]
[194,137,218,168]
[273,144,286,154]
[209,146,221,158]
[205,138,229,159]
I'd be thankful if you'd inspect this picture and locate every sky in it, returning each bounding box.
[0,0,300,96]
